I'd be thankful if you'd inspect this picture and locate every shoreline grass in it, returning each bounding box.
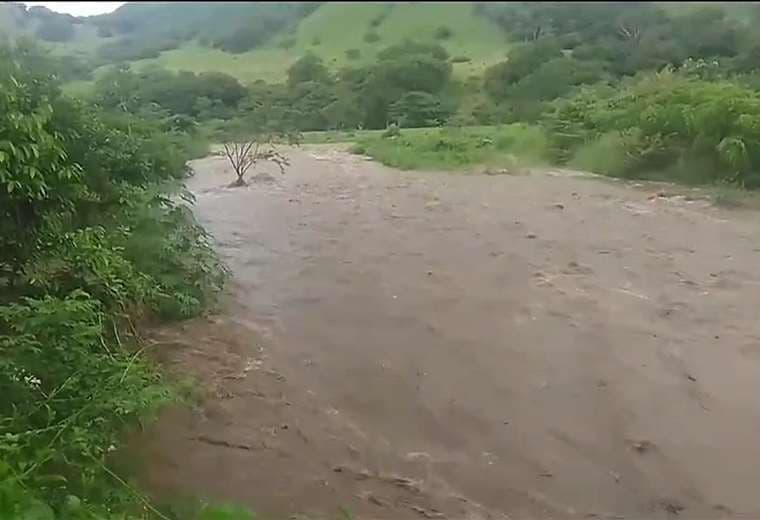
[345,125,760,209]
[347,124,551,171]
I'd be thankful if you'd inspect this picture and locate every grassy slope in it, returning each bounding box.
[49,24,108,58]
[6,2,752,95]
[128,2,508,84]
[132,0,753,87]
[10,2,507,95]
[373,2,508,76]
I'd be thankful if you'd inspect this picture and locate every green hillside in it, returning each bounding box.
[4,1,759,92]
[7,1,760,136]
[129,3,506,83]
[1,2,508,88]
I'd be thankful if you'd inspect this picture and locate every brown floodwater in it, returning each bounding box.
[134,146,760,520]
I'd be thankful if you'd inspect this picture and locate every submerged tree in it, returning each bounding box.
[222,137,290,186]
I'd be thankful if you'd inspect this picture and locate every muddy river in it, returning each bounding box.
[135,146,760,519]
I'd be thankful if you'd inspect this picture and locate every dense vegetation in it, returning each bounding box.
[88,40,459,134]
[93,65,247,121]
[343,3,760,188]
[71,1,760,189]
[0,41,230,518]
[355,65,760,189]
[4,2,760,84]
[474,2,760,121]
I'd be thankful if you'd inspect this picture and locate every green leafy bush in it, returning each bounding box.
[0,41,225,517]
[546,71,760,186]
[0,292,170,504]
[389,91,448,128]
[93,67,246,120]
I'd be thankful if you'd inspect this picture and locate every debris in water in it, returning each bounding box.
[390,475,423,493]
[631,440,654,454]
[404,451,432,462]
[658,499,685,516]
[404,504,445,518]
[191,435,260,452]
[366,493,388,507]
[713,504,733,515]
[263,369,286,382]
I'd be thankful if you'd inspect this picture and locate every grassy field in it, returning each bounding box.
[302,126,507,145]
[347,125,552,171]
[0,1,509,98]
[291,2,508,77]
[46,2,508,92]
[130,3,507,84]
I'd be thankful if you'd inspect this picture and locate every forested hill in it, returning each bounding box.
[2,2,760,85]
[0,2,507,82]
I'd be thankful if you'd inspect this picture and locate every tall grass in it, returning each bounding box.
[351,124,551,170]
[568,131,637,177]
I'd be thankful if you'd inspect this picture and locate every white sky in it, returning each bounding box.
[21,2,125,17]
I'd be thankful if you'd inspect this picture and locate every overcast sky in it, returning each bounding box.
[22,2,125,17]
